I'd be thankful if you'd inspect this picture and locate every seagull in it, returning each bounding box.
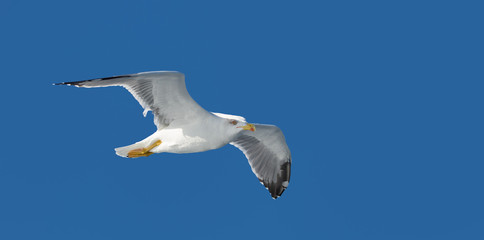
[55,71,291,199]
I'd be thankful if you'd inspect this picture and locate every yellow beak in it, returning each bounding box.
[238,123,256,132]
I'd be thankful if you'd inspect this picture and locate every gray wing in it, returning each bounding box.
[55,71,212,129]
[230,124,291,199]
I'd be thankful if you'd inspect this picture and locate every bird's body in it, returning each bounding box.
[117,114,237,155]
[56,71,291,199]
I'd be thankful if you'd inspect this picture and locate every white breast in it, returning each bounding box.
[151,123,231,154]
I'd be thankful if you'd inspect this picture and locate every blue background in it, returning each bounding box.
[1,1,483,239]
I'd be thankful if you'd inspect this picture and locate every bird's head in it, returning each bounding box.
[228,119,256,132]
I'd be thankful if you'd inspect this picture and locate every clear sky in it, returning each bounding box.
[1,0,483,239]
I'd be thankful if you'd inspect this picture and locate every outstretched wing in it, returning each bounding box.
[230,124,291,199]
[55,71,212,129]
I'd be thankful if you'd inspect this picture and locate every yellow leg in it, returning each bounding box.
[127,140,162,158]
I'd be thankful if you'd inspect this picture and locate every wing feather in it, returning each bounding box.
[55,71,211,129]
[230,124,291,199]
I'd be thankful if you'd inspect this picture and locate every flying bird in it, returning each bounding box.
[56,71,291,199]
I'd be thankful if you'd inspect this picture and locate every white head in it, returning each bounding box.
[212,112,256,134]
[227,119,256,132]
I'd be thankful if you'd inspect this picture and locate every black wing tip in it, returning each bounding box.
[53,81,80,86]
[271,188,287,199]
[265,161,291,199]
[53,74,132,86]
[267,181,289,199]
[98,74,131,81]
[265,182,288,199]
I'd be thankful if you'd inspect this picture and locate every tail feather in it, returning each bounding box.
[115,142,146,158]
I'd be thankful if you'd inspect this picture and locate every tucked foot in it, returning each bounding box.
[127,140,162,158]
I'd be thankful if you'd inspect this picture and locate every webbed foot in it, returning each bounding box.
[127,140,162,158]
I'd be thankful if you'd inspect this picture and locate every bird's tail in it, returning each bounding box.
[114,142,146,158]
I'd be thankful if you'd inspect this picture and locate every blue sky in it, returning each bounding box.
[1,0,483,239]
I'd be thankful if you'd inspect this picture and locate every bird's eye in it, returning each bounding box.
[230,120,238,125]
